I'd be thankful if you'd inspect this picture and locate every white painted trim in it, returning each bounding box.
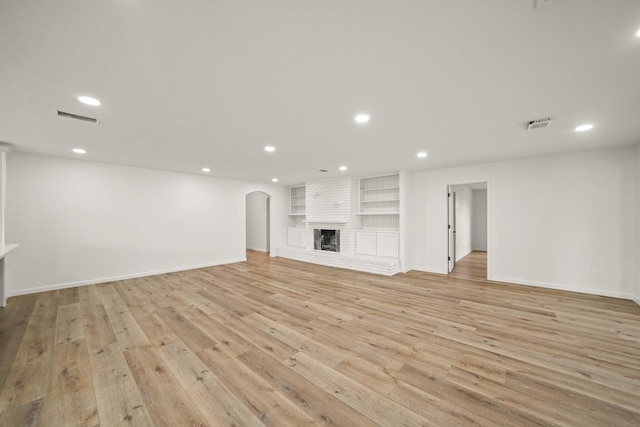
[0,258,5,307]
[491,275,634,301]
[303,219,347,224]
[633,296,640,306]
[443,178,491,278]
[277,247,401,276]
[410,267,448,275]
[357,171,401,181]
[7,258,246,299]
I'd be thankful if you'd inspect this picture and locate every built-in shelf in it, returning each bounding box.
[289,185,306,215]
[358,174,400,215]
[360,186,400,193]
[358,174,400,231]
[358,212,400,216]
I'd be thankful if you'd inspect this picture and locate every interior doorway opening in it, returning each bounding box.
[245,191,271,254]
[447,182,488,278]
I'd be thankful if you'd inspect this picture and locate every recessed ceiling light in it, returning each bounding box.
[78,96,101,106]
[636,28,640,38]
[72,148,86,154]
[202,167,210,172]
[272,178,279,182]
[339,166,347,171]
[264,146,275,152]
[355,114,370,124]
[417,151,428,158]
[575,124,594,132]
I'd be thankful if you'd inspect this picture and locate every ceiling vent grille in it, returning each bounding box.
[57,110,98,123]
[527,117,551,130]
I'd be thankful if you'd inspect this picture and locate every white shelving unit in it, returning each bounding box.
[288,185,306,247]
[358,174,400,215]
[357,174,400,257]
[289,185,306,215]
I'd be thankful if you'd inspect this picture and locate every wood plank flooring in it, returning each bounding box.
[1,250,639,426]
[449,251,487,281]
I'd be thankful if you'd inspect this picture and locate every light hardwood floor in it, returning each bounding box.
[448,251,488,281]
[1,250,639,426]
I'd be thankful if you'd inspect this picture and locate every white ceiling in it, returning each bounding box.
[1,0,639,186]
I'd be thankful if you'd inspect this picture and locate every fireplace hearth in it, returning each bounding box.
[314,229,340,252]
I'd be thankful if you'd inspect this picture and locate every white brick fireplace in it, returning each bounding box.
[279,177,401,275]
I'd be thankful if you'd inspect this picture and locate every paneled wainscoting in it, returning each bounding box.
[0,251,639,426]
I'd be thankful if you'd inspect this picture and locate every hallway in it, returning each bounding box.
[449,251,487,281]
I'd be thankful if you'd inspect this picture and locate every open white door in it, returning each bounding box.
[448,188,456,273]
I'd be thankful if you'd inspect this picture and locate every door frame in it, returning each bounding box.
[448,187,456,273]
[443,179,491,278]
[245,191,272,254]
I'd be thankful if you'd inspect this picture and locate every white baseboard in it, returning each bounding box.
[456,249,471,263]
[490,275,634,301]
[633,295,640,306]
[8,258,246,299]
[410,267,448,275]
[276,247,401,276]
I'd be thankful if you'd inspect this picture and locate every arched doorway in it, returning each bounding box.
[245,191,271,254]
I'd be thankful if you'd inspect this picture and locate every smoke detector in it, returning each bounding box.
[527,117,551,130]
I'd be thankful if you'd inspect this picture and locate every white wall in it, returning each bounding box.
[5,152,287,297]
[635,145,640,305]
[451,185,472,261]
[246,192,269,252]
[407,146,636,299]
[472,189,488,251]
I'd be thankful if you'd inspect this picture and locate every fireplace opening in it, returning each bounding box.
[314,229,340,252]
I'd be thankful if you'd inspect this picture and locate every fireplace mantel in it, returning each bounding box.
[303,218,347,224]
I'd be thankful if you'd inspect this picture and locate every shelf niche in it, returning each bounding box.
[289,185,306,215]
[358,174,400,231]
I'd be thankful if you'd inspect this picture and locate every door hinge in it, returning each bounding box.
[448,193,451,197]
[448,225,451,229]
[448,257,451,261]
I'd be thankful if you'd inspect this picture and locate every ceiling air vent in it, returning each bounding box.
[527,117,551,130]
[57,110,98,123]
